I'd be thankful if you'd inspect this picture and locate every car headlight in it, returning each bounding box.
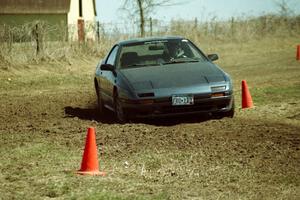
[211,86,226,92]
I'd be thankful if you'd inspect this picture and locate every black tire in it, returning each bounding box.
[114,96,127,123]
[226,99,235,118]
[95,84,104,116]
[222,105,235,118]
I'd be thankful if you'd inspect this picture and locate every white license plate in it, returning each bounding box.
[172,95,194,106]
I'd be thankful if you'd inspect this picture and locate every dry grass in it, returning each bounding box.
[0,15,300,199]
[0,15,299,68]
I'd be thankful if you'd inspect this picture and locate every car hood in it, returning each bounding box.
[120,61,226,91]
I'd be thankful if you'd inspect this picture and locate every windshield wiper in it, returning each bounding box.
[126,63,159,68]
[163,59,199,65]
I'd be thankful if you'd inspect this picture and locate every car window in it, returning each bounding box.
[117,39,207,69]
[106,45,119,66]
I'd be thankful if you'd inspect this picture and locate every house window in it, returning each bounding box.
[79,0,83,17]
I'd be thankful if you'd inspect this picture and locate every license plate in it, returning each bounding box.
[172,94,194,106]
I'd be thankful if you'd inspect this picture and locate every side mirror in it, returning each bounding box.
[100,64,117,76]
[207,54,219,62]
[100,64,115,71]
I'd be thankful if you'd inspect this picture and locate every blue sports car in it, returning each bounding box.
[94,36,234,122]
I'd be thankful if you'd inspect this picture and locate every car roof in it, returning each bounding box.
[117,36,185,46]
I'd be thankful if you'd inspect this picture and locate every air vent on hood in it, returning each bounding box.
[138,92,155,98]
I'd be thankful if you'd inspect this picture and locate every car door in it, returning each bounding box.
[100,45,119,107]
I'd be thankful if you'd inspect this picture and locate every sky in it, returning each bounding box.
[95,0,300,23]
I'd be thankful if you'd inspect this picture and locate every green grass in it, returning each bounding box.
[251,85,300,105]
[0,59,96,93]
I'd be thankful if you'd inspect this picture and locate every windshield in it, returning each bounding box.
[117,39,207,69]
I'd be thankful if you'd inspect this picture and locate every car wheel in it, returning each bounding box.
[222,105,235,118]
[226,99,235,118]
[115,97,127,123]
[95,84,104,115]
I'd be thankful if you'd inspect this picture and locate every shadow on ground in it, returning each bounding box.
[64,106,213,126]
[64,106,116,124]
[139,114,212,126]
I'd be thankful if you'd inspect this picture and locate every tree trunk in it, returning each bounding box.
[137,0,145,37]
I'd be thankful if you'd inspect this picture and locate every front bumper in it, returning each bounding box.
[120,94,234,119]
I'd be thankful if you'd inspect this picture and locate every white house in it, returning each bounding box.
[0,0,97,41]
[68,0,97,41]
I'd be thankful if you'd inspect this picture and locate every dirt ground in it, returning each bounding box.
[0,37,300,199]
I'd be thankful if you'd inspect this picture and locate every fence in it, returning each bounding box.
[98,15,300,39]
[0,15,300,67]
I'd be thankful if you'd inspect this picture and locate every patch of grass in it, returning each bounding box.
[251,85,300,105]
[1,123,300,199]
[0,59,97,93]
[0,73,90,91]
[1,35,300,199]
[86,192,169,200]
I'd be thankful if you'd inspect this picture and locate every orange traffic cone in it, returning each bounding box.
[77,127,105,176]
[241,80,254,109]
[297,45,300,61]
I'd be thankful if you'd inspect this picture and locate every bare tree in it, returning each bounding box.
[274,0,294,16]
[121,0,182,37]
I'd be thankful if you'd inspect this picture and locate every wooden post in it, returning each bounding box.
[96,21,100,42]
[261,16,267,36]
[36,24,40,54]
[204,22,208,36]
[231,17,235,38]
[194,17,198,30]
[214,22,218,40]
[150,17,153,36]
[33,22,43,55]
[77,18,85,43]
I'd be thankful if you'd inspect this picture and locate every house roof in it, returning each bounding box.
[0,0,71,14]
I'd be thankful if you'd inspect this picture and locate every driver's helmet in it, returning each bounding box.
[168,41,184,58]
